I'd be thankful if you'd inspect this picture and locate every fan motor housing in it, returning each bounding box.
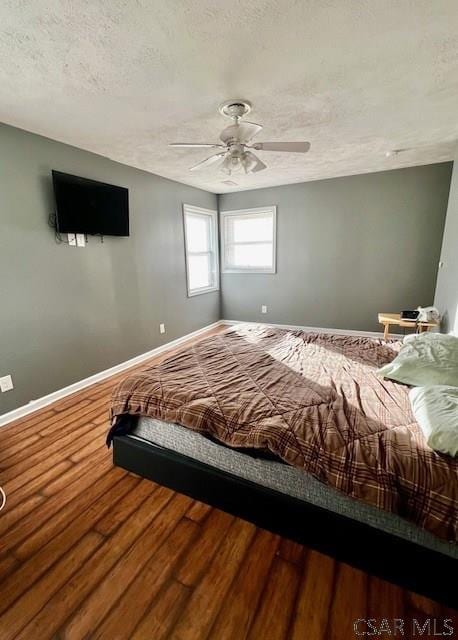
[220,124,246,146]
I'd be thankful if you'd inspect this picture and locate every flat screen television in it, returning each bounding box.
[52,171,129,236]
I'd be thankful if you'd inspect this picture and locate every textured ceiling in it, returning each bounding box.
[1,1,458,193]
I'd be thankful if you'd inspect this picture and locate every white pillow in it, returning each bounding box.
[410,386,458,457]
[377,332,458,387]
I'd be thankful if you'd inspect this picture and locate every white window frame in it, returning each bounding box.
[220,206,277,274]
[183,204,219,297]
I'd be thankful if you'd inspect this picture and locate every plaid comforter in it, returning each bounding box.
[109,325,458,542]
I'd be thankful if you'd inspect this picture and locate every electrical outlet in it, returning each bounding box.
[261,305,268,314]
[76,234,86,247]
[68,233,76,246]
[159,323,166,334]
[0,375,14,392]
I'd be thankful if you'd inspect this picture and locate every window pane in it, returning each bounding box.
[188,254,211,290]
[227,242,273,269]
[227,214,273,243]
[185,214,209,252]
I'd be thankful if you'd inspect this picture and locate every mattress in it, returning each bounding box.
[132,416,458,559]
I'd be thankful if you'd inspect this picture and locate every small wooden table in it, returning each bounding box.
[378,313,438,340]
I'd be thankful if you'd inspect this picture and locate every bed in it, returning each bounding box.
[108,324,457,606]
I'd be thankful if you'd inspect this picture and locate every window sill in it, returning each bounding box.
[187,286,220,297]
[221,268,276,274]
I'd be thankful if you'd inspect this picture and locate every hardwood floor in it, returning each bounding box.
[0,327,456,639]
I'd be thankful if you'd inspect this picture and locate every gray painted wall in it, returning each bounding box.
[219,164,452,332]
[0,124,219,414]
[434,159,458,334]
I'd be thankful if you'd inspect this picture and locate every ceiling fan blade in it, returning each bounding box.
[189,152,227,172]
[220,122,263,144]
[243,150,267,173]
[170,143,225,148]
[237,121,263,142]
[252,141,311,153]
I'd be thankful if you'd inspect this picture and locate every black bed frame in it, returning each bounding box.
[113,434,456,609]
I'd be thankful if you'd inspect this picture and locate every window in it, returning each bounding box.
[221,206,277,273]
[183,204,219,296]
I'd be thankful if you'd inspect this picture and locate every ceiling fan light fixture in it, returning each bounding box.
[221,154,241,175]
[240,152,257,174]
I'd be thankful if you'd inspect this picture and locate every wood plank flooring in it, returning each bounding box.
[0,327,456,639]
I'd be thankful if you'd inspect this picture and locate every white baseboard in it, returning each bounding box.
[221,319,404,339]
[0,320,223,428]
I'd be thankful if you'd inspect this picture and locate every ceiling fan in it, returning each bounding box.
[170,100,311,175]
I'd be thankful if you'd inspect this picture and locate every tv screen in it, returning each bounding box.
[52,171,129,236]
